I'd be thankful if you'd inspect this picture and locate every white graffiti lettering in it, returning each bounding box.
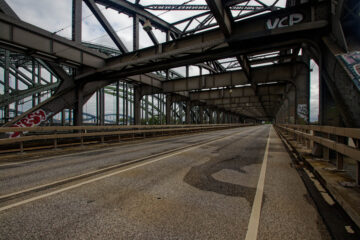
[266,13,304,30]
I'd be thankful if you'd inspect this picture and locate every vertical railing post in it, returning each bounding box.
[336,135,345,170]
[20,141,24,153]
[355,139,360,185]
[80,129,84,146]
[356,161,360,186]
[54,130,58,149]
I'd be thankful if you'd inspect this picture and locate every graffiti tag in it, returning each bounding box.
[338,51,360,90]
[266,13,303,30]
[297,104,308,122]
[8,109,49,138]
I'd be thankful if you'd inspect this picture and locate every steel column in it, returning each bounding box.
[3,50,10,122]
[72,0,82,43]
[166,94,172,124]
[73,85,83,126]
[134,86,142,125]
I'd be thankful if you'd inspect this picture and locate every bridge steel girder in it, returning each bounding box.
[206,95,283,105]
[319,37,360,127]
[221,102,278,108]
[189,84,286,101]
[84,0,128,53]
[0,82,60,108]
[77,2,329,81]
[0,13,107,68]
[94,0,182,36]
[0,1,330,126]
[162,62,306,93]
[72,0,82,43]
[0,0,17,17]
[0,2,327,77]
[205,0,233,37]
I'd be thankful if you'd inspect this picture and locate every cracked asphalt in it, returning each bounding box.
[0,125,331,239]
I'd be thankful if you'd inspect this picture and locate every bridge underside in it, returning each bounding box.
[0,0,359,128]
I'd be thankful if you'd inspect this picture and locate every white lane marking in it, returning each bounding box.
[0,129,250,213]
[245,126,271,240]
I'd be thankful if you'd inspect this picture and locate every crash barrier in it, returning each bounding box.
[0,124,254,154]
[275,124,360,185]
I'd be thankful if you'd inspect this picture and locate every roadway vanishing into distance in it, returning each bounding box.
[0,125,330,239]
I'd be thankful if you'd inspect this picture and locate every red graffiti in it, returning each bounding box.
[8,109,48,138]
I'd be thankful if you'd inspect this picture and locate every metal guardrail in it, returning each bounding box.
[0,124,252,154]
[276,124,360,185]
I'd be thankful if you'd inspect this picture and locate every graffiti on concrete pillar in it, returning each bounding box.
[8,109,50,138]
[297,104,308,122]
[338,51,360,90]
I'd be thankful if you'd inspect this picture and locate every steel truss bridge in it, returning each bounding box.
[0,0,359,129]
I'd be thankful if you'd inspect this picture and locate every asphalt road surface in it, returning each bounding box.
[0,125,331,239]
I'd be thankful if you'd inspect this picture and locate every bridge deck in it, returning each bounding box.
[0,125,331,239]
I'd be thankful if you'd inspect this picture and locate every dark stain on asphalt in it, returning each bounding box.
[184,154,262,204]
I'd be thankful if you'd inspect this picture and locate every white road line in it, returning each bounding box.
[245,126,271,240]
[0,129,248,213]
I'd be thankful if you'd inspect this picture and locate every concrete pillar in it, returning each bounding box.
[134,86,142,125]
[166,94,172,124]
[216,110,220,124]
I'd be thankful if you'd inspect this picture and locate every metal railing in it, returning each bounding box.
[276,124,360,185]
[0,124,253,154]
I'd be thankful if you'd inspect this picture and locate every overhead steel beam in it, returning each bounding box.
[77,3,328,81]
[205,0,233,37]
[0,13,107,68]
[222,102,277,108]
[189,84,286,101]
[225,0,249,7]
[0,0,18,17]
[206,95,283,105]
[0,82,60,108]
[144,4,266,11]
[162,62,304,92]
[94,0,182,36]
[84,0,128,53]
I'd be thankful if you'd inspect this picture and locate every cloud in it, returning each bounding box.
[310,60,319,122]
[7,0,73,38]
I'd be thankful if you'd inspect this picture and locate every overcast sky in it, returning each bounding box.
[5,0,318,122]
